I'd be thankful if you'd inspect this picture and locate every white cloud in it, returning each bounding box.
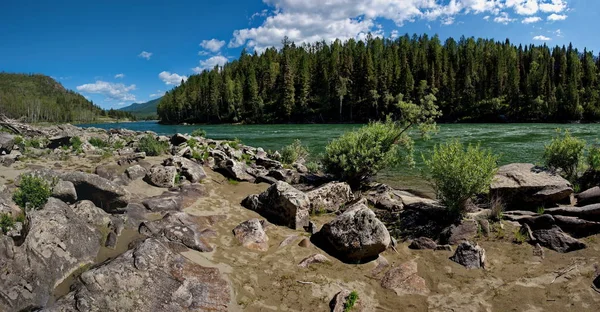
[533,35,551,41]
[150,90,165,98]
[522,16,541,23]
[390,29,399,39]
[554,28,563,37]
[200,39,226,53]
[138,51,152,60]
[483,15,490,20]
[494,12,515,24]
[76,81,136,102]
[192,55,229,73]
[539,0,567,13]
[114,73,125,79]
[158,71,188,86]
[547,13,567,21]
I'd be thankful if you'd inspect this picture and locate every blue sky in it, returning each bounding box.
[0,0,596,109]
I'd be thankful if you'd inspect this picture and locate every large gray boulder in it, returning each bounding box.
[241,181,310,230]
[218,159,255,182]
[139,212,216,252]
[125,164,147,180]
[380,259,430,296]
[490,163,573,209]
[60,171,130,211]
[71,200,111,227]
[45,238,231,312]
[576,187,600,206]
[306,182,354,213]
[145,165,178,188]
[164,156,207,183]
[0,132,15,155]
[450,241,486,269]
[232,219,269,251]
[0,198,101,311]
[544,204,600,222]
[315,203,391,262]
[51,180,77,204]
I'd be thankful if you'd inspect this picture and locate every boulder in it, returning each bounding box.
[95,164,123,181]
[142,193,184,212]
[266,169,300,184]
[217,159,255,182]
[0,198,101,311]
[315,203,390,262]
[298,253,330,268]
[139,212,220,252]
[381,260,430,296]
[0,132,15,155]
[145,165,178,188]
[164,156,207,183]
[71,200,111,227]
[60,171,130,211]
[46,135,71,149]
[490,163,573,209]
[553,214,600,237]
[170,133,190,145]
[544,204,600,222]
[241,181,310,230]
[232,219,269,251]
[51,180,77,204]
[440,219,479,245]
[576,187,600,206]
[45,238,231,312]
[330,289,352,312]
[409,237,438,250]
[450,241,486,269]
[532,226,586,253]
[256,157,283,169]
[125,164,147,180]
[116,152,146,166]
[306,182,354,213]
[0,151,21,166]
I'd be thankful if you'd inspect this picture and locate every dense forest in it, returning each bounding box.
[0,73,135,123]
[158,34,600,124]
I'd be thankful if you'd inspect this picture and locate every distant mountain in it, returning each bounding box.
[119,97,161,118]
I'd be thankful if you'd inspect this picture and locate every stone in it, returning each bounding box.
[330,289,352,312]
[105,231,118,249]
[293,162,308,173]
[139,212,218,252]
[145,165,178,188]
[45,238,231,312]
[553,215,600,238]
[371,255,390,276]
[142,193,184,212]
[278,235,299,248]
[46,135,71,149]
[0,132,15,155]
[306,221,319,235]
[381,260,430,296]
[95,164,123,181]
[441,219,479,245]
[256,157,282,169]
[533,243,545,259]
[450,241,486,269]
[241,181,310,230]
[0,198,101,311]
[254,175,279,185]
[171,133,190,145]
[71,200,111,227]
[490,163,573,209]
[478,219,490,237]
[217,159,255,182]
[531,226,586,253]
[409,237,438,250]
[435,245,453,252]
[576,187,600,206]
[51,180,77,204]
[544,204,600,222]
[164,156,207,183]
[298,253,330,268]
[5,222,23,239]
[116,152,146,166]
[306,182,354,213]
[232,219,269,252]
[266,169,300,184]
[125,164,147,180]
[0,151,20,166]
[298,238,311,248]
[593,273,600,292]
[316,203,391,262]
[60,171,130,211]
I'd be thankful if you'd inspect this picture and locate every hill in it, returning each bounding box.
[119,97,161,119]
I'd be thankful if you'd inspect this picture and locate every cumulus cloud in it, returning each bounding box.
[533,35,551,40]
[114,73,125,79]
[158,71,188,86]
[76,81,136,102]
[547,13,567,21]
[192,55,229,73]
[522,16,541,23]
[138,51,152,60]
[150,90,165,98]
[200,39,226,53]
[228,0,569,51]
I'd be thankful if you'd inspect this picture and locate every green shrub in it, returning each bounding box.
[423,140,498,218]
[227,178,239,185]
[241,153,252,165]
[543,129,586,181]
[536,206,545,214]
[70,136,83,153]
[191,128,207,138]
[13,135,24,148]
[281,139,309,164]
[88,137,109,148]
[0,213,15,234]
[25,138,41,148]
[344,291,359,312]
[587,144,600,171]
[13,174,52,210]
[112,140,125,149]
[305,161,320,174]
[138,135,169,156]
[174,172,182,184]
[513,228,527,244]
[187,138,199,149]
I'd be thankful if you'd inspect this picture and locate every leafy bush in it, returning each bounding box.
[70,136,83,153]
[587,143,600,171]
[0,213,15,234]
[187,138,199,149]
[138,135,169,156]
[25,138,41,148]
[543,129,586,181]
[191,128,207,138]
[13,174,52,210]
[88,137,109,148]
[344,291,359,312]
[423,140,498,218]
[112,140,125,149]
[513,228,527,244]
[305,161,320,174]
[281,139,309,164]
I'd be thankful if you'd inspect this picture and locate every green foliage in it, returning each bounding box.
[187,138,199,149]
[536,206,545,214]
[281,139,309,164]
[241,153,252,165]
[344,291,359,312]
[513,228,528,244]
[70,136,83,153]
[191,128,207,138]
[88,137,109,148]
[227,178,239,185]
[423,140,498,218]
[138,135,169,156]
[0,213,15,234]
[112,140,125,150]
[543,129,586,181]
[12,174,52,210]
[587,143,600,171]
[305,161,320,174]
[174,173,182,185]
[13,135,23,147]
[25,138,41,148]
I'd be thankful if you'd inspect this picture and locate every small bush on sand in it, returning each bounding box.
[423,140,498,218]
[138,135,169,156]
[344,291,359,312]
[70,136,83,153]
[88,137,109,148]
[13,174,52,210]
[281,139,309,164]
[543,129,585,181]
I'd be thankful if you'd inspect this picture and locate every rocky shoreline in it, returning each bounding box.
[1,116,600,311]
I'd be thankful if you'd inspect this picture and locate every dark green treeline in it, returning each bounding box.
[158,34,600,124]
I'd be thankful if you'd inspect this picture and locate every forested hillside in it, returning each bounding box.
[119,97,161,119]
[0,73,105,123]
[158,34,600,124]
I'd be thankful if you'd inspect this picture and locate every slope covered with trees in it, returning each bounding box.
[0,73,130,123]
[119,97,161,119]
[158,34,600,124]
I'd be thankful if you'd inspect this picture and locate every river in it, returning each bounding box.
[78,121,600,192]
